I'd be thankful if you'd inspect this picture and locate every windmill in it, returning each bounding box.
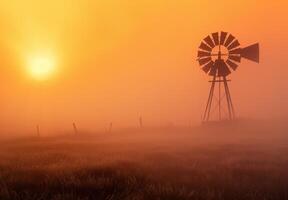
[197,31,259,122]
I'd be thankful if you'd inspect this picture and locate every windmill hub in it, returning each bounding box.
[211,46,229,62]
[197,31,259,122]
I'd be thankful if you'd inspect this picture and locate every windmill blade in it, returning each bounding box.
[197,50,211,58]
[202,61,214,73]
[198,57,211,66]
[228,40,240,50]
[241,43,259,63]
[217,62,231,77]
[199,42,212,52]
[212,32,219,46]
[220,31,228,45]
[204,35,215,48]
[228,55,241,63]
[229,48,241,55]
[226,59,238,70]
[224,34,235,47]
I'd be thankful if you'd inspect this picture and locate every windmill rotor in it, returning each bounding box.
[197,31,259,77]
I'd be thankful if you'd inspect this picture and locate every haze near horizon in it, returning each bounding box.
[0,0,287,134]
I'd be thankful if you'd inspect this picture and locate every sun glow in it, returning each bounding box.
[27,54,56,81]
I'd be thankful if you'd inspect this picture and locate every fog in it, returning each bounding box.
[0,1,287,134]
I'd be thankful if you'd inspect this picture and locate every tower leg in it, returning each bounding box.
[218,77,221,121]
[223,76,235,120]
[203,76,216,122]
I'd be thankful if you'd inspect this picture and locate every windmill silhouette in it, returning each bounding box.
[197,31,259,122]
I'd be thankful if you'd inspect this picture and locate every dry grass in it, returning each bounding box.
[0,120,288,200]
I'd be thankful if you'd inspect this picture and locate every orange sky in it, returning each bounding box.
[0,0,287,134]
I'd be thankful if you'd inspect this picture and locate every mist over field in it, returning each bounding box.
[0,1,288,134]
[0,1,288,199]
[0,120,288,200]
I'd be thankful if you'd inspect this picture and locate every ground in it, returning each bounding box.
[0,120,288,200]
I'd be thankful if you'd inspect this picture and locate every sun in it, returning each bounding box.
[27,54,56,81]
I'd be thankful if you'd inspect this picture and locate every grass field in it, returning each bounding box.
[0,120,288,200]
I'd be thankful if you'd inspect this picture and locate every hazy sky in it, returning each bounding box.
[0,0,287,134]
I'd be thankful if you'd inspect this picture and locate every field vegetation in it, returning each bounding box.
[0,120,288,200]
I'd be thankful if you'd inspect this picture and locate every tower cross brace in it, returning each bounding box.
[203,76,235,122]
